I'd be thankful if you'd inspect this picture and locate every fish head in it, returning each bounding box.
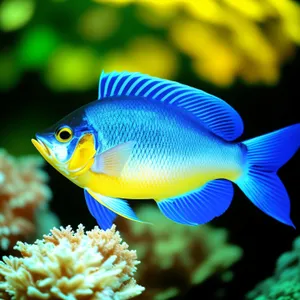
[31,108,98,179]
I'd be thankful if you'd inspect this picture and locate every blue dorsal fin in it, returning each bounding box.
[98,71,244,141]
[156,179,234,225]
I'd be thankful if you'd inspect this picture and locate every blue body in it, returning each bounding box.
[33,71,300,229]
[84,96,244,190]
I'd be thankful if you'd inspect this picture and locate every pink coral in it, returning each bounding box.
[0,149,52,250]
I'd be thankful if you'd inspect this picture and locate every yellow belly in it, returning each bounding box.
[76,167,242,200]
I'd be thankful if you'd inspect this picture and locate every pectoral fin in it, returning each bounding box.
[91,141,135,176]
[87,189,149,224]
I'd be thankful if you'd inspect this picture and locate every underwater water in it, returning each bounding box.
[0,1,300,299]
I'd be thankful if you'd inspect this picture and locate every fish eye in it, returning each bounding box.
[55,126,73,143]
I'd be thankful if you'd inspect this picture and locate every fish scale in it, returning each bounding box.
[84,96,242,197]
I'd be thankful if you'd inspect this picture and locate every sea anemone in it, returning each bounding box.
[0,224,145,299]
[247,236,300,299]
[116,205,243,299]
[0,148,52,251]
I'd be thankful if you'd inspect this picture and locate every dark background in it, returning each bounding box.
[0,1,299,299]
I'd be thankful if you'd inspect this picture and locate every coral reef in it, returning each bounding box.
[247,236,300,299]
[0,224,144,299]
[0,148,53,251]
[116,205,243,300]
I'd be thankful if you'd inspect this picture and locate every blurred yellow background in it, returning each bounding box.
[1,0,299,91]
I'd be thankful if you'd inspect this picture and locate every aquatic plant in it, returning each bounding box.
[116,205,243,299]
[247,236,300,299]
[0,224,145,299]
[0,148,53,251]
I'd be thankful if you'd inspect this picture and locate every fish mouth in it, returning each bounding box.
[31,138,51,158]
[32,137,69,175]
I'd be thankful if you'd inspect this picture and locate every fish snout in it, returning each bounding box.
[32,133,52,157]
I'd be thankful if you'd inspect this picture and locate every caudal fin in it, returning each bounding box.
[236,124,300,228]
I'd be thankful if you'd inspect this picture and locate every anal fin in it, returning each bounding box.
[156,179,233,225]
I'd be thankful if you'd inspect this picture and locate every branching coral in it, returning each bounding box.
[0,224,145,299]
[247,236,300,299]
[116,205,243,300]
[0,148,52,250]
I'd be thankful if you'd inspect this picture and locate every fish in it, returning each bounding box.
[32,71,300,229]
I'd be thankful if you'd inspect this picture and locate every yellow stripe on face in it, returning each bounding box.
[68,134,96,173]
[32,135,96,186]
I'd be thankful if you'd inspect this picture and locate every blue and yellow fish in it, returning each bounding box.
[32,71,300,229]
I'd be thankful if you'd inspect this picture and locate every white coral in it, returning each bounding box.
[0,224,144,300]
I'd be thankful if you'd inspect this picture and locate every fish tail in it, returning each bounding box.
[235,123,300,228]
